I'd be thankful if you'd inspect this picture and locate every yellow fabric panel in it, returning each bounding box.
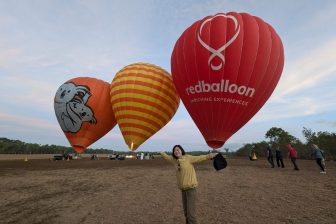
[119,126,152,138]
[119,63,171,78]
[113,110,165,127]
[110,94,176,117]
[123,135,143,150]
[112,73,177,100]
[116,69,172,83]
[116,118,159,132]
[110,83,178,108]
[112,101,171,121]
[122,135,142,150]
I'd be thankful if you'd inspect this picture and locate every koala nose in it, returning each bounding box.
[61,90,66,98]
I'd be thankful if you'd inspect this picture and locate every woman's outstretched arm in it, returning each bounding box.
[188,153,217,164]
[160,151,175,164]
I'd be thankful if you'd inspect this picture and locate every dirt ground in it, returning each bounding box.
[0,156,335,224]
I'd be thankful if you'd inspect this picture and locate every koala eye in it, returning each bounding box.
[67,90,71,93]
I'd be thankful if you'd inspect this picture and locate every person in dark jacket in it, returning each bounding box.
[266,145,275,168]
[275,146,285,168]
[311,144,326,174]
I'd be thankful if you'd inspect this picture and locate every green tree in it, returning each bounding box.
[235,141,269,158]
[265,127,301,152]
[265,127,298,145]
[302,127,317,145]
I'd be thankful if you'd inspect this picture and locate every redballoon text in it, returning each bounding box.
[185,80,255,97]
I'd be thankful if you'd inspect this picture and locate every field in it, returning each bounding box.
[0,155,335,224]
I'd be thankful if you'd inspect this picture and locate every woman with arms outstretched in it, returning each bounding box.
[160,145,217,224]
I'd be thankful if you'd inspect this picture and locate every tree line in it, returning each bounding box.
[0,138,114,154]
[1,127,335,160]
[235,127,336,160]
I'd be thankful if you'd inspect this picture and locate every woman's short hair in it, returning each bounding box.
[172,145,186,159]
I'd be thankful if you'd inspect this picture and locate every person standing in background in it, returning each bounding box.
[311,144,326,174]
[266,145,275,168]
[287,144,299,170]
[275,146,285,168]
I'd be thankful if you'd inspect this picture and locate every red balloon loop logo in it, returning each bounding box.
[197,14,240,71]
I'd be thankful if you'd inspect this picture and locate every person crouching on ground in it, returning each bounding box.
[160,145,217,224]
[287,144,299,170]
[249,145,256,161]
[266,144,275,168]
[311,144,326,174]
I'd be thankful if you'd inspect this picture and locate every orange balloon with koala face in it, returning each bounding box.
[54,77,117,153]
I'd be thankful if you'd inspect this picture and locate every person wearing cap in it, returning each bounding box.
[287,144,299,170]
[160,145,217,224]
[311,144,326,174]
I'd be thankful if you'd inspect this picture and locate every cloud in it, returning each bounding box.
[152,119,203,141]
[316,119,336,128]
[307,2,336,28]
[274,40,336,98]
[252,94,336,123]
[0,48,24,67]
[249,38,336,123]
[0,74,56,113]
[0,112,58,132]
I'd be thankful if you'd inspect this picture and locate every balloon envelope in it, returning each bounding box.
[171,12,284,149]
[54,77,117,153]
[110,63,180,151]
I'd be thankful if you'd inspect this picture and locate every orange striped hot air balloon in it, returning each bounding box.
[110,63,180,151]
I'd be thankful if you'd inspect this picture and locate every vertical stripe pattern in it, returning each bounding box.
[110,63,180,151]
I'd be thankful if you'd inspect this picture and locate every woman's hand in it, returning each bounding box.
[209,152,218,159]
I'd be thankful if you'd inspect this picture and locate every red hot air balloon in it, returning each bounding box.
[171,12,284,149]
[54,77,117,153]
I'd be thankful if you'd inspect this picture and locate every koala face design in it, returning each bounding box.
[54,82,91,104]
[55,83,78,103]
[54,82,97,133]
[68,100,97,123]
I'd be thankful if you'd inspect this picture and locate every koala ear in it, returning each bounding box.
[90,117,97,124]
[78,86,90,93]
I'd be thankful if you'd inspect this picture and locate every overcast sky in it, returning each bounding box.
[0,0,335,152]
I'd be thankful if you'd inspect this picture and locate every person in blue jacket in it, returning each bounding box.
[311,144,326,174]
